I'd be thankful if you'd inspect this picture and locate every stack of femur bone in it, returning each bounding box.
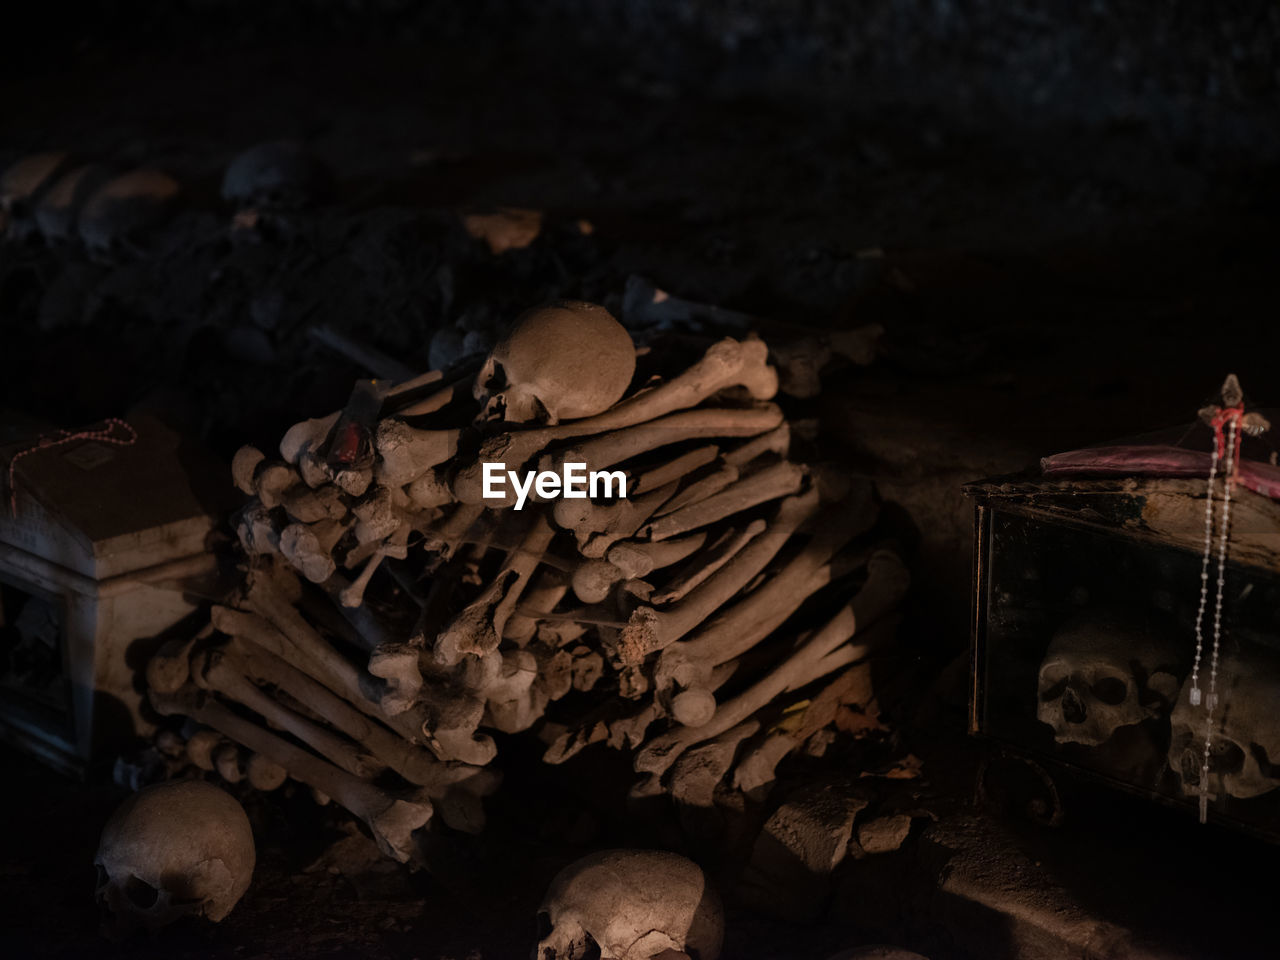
[144,301,909,864]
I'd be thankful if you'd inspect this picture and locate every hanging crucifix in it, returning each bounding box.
[1188,374,1270,823]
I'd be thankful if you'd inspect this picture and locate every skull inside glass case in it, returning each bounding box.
[965,471,1280,839]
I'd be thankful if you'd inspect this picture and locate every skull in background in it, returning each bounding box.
[95,780,255,931]
[1036,610,1181,747]
[1168,651,1280,801]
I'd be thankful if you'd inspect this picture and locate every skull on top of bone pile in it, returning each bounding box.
[536,848,723,960]
[474,300,636,424]
[1168,650,1280,801]
[95,780,255,932]
[1036,609,1181,747]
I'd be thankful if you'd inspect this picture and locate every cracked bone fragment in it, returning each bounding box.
[279,522,338,583]
[666,719,761,808]
[366,640,424,716]
[375,419,460,486]
[475,300,636,423]
[611,489,820,665]
[280,484,346,524]
[645,460,806,540]
[150,686,432,863]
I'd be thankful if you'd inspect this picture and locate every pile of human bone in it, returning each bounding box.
[144,301,908,863]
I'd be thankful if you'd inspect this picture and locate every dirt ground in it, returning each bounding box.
[2,5,1278,958]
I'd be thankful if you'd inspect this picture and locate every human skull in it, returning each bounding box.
[475,300,635,424]
[1036,610,1181,747]
[535,849,723,960]
[77,168,181,256]
[1167,652,1280,801]
[221,140,330,211]
[0,150,69,237]
[95,780,255,931]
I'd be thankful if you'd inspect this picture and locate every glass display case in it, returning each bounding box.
[965,473,1280,839]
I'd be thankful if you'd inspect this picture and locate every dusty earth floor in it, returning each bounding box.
[2,13,1279,960]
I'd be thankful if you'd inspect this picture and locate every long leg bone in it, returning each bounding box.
[636,556,906,776]
[643,460,805,541]
[217,636,498,831]
[631,444,720,494]
[150,685,431,863]
[649,521,765,604]
[539,405,783,483]
[722,423,790,466]
[608,489,820,666]
[194,644,385,779]
[653,488,881,696]
[650,464,739,517]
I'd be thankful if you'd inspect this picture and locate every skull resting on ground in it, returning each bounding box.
[475,300,636,424]
[1036,610,1181,747]
[1168,650,1280,801]
[95,779,255,931]
[536,848,723,960]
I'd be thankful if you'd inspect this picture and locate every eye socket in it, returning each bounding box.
[124,875,159,909]
[1091,677,1128,705]
[1039,677,1067,702]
